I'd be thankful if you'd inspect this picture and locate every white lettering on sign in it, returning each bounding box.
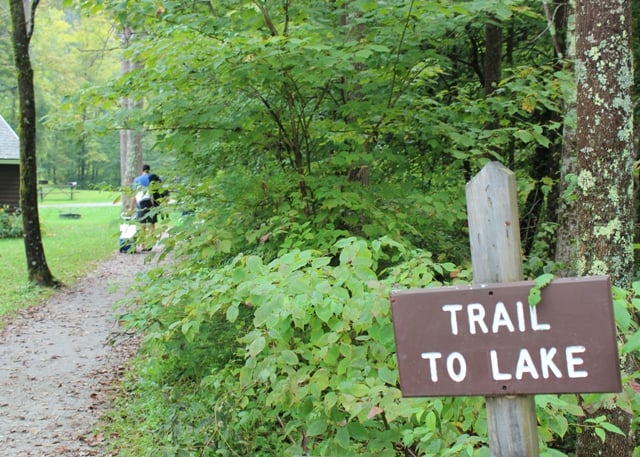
[468,303,488,334]
[421,351,468,383]
[566,346,588,378]
[442,301,551,335]
[447,352,467,382]
[493,301,515,333]
[490,350,512,381]
[540,347,562,379]
[488,347,588,381]
[421,352,442,382]
[515,348,538,380]
[442,304,462,334]
[415,297,593,387]
[422,347,590,384]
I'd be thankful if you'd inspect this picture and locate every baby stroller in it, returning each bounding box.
[119,212,137,253]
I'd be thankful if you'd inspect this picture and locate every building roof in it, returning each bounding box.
[0,115,19,161]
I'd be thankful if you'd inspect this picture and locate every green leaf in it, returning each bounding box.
[349,383,370,398]
[315,302,334,323]
[335,426,350,448]
[226,305,239,322]
[622,330,640,354]
[306,418,327,437]
[599,421,625,436]
[528,288,541,307]
[248,335,266,357]
[219,239,232,253]
[281,350,298,366]
[529,273,554,306]
[378,366,397,385]
[613,295,632,332]
[534,273,555,288]
[514,129,534,143]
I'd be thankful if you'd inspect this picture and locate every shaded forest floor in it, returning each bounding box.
[0,251,151,456]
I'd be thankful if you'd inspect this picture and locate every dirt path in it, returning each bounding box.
[0,252,152,457]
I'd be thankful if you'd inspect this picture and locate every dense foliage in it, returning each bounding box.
[0,0,122,187]
[107,234,640,456]
[45,0,640,455]
[87,0,568,263]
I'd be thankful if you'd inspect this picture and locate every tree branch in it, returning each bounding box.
[26,0,39,42]
[253,0,279,36]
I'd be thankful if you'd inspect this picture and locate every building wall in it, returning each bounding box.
[0,164,20,208]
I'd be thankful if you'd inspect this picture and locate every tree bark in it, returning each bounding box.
[9,0,58,287]
[575,0,634,287]
[574,0,634,455]
[554,0,577,273]
[483,19,502,97]
[120,26,143,210]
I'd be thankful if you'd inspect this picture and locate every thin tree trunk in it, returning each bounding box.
[120,26,143,210]
[483,19,502,97]
[574,0,634,455]
[9,0,57,287]
[555,0,579,268]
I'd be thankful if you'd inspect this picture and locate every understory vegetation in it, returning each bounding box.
[105,229,640,456]
[0,206,22,239]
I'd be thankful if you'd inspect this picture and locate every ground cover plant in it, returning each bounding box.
[0,190,122,319]
[0,207,22,239]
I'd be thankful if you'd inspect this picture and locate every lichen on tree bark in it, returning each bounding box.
[574,1,634,455]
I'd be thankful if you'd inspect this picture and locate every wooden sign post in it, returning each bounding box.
[390,162,621,456]
[466,162,537,456]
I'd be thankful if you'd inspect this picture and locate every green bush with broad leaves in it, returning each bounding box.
[112,237,487,456]
[106,235,640,456]
[0,207,23,239]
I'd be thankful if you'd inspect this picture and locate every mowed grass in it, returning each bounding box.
[0,190,124,320]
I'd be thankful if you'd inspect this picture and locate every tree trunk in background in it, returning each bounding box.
[462,17,503,182]
[555,0,578,275]
[120,26,143,210]
[574,0,634,455]
[483,19,501,97]
[9,0,58,287]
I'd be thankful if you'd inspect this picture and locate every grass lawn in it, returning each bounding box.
[0,190,125,320]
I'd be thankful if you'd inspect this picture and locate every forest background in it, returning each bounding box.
[3,0,640,456]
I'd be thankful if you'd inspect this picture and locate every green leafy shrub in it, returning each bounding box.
[109,238,487,456]
[0,207,23,239]
[107,235,640,456]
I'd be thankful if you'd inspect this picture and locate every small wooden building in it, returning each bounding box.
[0,115,20,208]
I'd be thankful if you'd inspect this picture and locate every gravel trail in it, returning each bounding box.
[0,252,150,456]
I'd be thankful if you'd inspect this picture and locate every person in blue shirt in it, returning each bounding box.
[129,164,157,251]
[133,163,151,189]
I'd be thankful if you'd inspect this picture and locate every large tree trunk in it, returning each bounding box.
[574,0,634,455]
[9,0,57,287]
[575,0,634,284]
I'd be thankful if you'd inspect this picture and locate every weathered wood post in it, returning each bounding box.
[466,162,538,456]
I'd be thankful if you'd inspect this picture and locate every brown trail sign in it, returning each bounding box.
[391,275,620,397]
[390,162,621,456]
